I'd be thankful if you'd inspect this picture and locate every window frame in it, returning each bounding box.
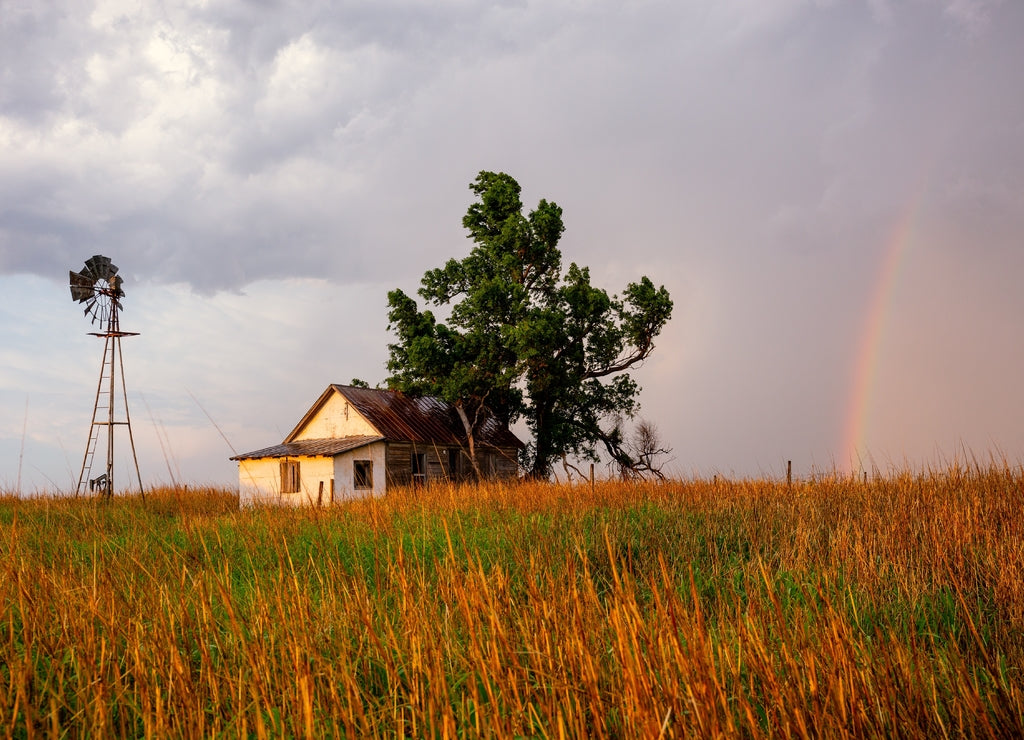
[280,459,301,494]
[353,459,373,490]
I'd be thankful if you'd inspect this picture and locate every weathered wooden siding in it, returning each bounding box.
[485,448,520,479]
[384,443,518,488]
[385,442,414,487]
[294,393,378,440]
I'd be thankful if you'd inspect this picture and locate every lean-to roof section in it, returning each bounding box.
[230,436,384,461]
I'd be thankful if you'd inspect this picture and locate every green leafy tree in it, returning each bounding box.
[386,171,673,479]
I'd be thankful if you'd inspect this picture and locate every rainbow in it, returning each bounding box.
[841,208,917,471]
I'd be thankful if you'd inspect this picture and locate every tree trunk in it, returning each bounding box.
[529,397,555,479]
[454,402,484,481]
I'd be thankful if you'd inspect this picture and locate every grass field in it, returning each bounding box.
[1,466,1022,738]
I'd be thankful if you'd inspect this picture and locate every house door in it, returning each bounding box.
[448,448,460,482]
[412,452,426,486]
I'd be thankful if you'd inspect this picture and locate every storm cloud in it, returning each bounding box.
[2,0,1022,488]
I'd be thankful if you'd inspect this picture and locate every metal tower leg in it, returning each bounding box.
[76,322,143,499]
[117,334,144,500]
[77,334,113,496]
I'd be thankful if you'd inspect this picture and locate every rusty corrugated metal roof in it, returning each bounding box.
[231,435,384,461]
[334,384,525,449]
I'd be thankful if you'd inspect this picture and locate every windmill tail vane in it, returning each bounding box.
[69,254,144,500]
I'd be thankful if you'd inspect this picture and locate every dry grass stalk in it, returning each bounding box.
[0,468,1022,736]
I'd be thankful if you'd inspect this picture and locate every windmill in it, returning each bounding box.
[69,255,143,499]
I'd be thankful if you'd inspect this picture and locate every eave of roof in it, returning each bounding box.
[230,435,384,461]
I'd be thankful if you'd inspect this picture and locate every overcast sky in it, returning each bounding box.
[2,0,1022,491]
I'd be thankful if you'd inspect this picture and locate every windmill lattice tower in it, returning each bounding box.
[69,255,143,499]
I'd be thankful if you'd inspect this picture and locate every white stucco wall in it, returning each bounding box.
[293,392,378,440]
[238,459,278,506]
[238,455,336,507]
[333,441,387,500]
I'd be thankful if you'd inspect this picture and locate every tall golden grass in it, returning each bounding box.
[1,466,1022,737]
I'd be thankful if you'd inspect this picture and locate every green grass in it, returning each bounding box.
[1,471,1023,737]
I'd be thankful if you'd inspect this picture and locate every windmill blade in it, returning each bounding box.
[70,270,95,302]
[85,255,117,282]
[83,298,97,319]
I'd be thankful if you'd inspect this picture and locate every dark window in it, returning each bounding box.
[354,460,373,489]
[280,460,300,493]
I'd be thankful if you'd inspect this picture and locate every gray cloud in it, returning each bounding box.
[2,0,1023,486]
[5,1,1016,287]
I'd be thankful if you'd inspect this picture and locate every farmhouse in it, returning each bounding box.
[230,384,523,506]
